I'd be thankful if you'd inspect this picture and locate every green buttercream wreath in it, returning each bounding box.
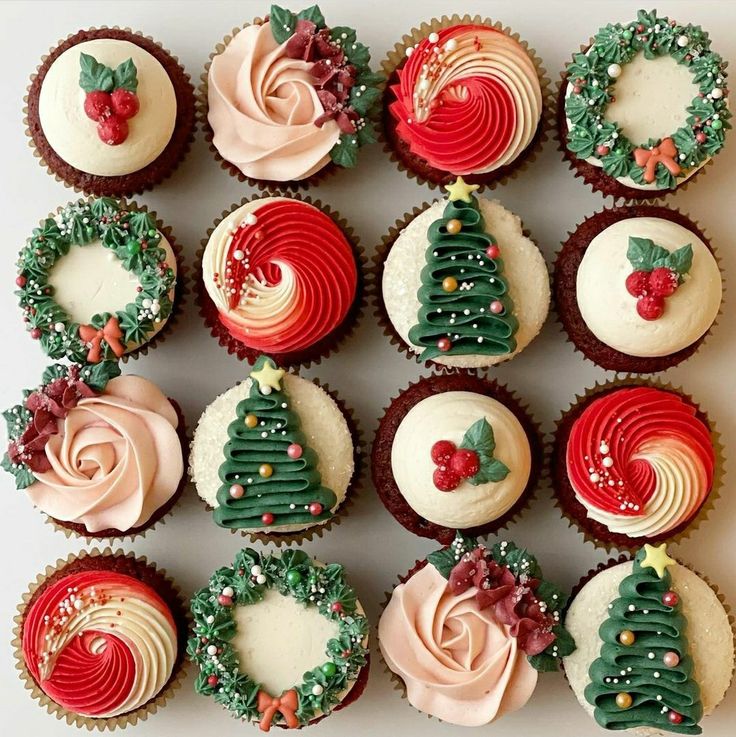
[188,548,369,729]
[16,198,176,363]
[564,9,730,189]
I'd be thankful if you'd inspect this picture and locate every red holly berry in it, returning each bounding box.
[636,295,665,321]
[596,144,610,156]
[207,675,219,687]
[30,328,42,339]
[217,594,233,607]
[83,90,113,121]
[97,115,129,146]
[111,88,140,119]
[449,448,480,479]
[625,270,650,297]
[648,267,679,297]
[15,275,26,288]
[330,602,343,613]
[433,466,461,492]
[696,131,707,143]
[431,440,456,465]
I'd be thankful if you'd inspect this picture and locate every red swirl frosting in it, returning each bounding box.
[565,387,715,538]
[389,24,541,175]
[22,570,177,718]
[203,198,357,354]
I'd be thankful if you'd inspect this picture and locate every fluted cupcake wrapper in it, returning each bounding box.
[45,398,191,541]
[12,548,190,730]
[554,50,715,203]
[24,27,196,198]
[189,373,364,547]
[550,376,725,554]
[195,191,366,370]
[371,372,544,544]
[552,204,725,374]
[379,13,553,191]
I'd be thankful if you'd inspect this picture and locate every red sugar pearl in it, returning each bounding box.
[486,244,500,259]
[490,300,504,314]
[287,443,303,459]
[309,502,323,516]
[261,512,274,525]
[330,602,343,614]
[668,711,683,725]
[229,483,244,499]
[437,337,452,352]
[30,328,42,339]
[662,590,679,607]
[217,594,233,607]
[15,275,26,287]
[207,675,219,687]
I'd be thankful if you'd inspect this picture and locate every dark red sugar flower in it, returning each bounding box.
[315,90,359,133]
[285,20,338,62]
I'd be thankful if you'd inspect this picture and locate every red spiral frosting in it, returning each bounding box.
[565,387,714,537]
[389,24,541,175]
[22,570,177,718]
[205,199,358,354]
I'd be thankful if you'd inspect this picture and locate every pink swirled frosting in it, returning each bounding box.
[379,563,537,726]
[26,376,183,532]
[207,20,340,181]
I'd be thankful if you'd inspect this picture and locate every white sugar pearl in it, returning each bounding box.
[206,645,218,656]
[444,39,457,52]
[250,565,262,576]
[677,35,689,47]
[405,46,414,57]
[54,322,65,332]
[599,442,609,454]
[142,298,152,309]
[221,586,234,598]
[233,250,245,261]
[244,213,257,225]
[261,386,272,395]
[607,63,622,78]
[311,684,324,696]
[590,473,600,483]
[73,599,83,610]
[602,457,614,468]
[712,88,723,99]
[428,32,439,43]
[256,574,267,584]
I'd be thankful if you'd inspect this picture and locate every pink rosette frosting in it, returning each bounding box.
[207,20,341,181]
[379,563,537,726]
[26,376,183,533]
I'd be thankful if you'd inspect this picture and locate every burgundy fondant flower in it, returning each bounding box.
[285,20,339,62]
[315,90,359,133]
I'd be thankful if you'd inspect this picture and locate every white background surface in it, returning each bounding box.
[0,1,734,735]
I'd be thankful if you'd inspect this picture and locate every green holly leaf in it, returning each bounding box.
[355,69,384,87]
[81,360,122,391]
[297,4,325,27]
[472,457,510,485]
[344,41,370,68]
[357,123,377,146]
[664,244,693,277]
[331,25,356,48]
[528,652,559,672]
[350,85,380,116]
[552,625,576,657]
[113,58,138,91]
[626,236,670,272]
[329,135,359,168]
[427,533,478,578]
[269,5,296,44]
[79,52,114,93]
[41,363,69,385]
[460,418,496,456]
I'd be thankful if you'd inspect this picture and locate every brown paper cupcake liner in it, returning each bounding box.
[189,373,363,548]
[24,27,196,198]
[371,373,544,544]
[198,16,340,193]
[562,554,736,723]
[554,53,714,203]
[195,192,366,370]
[550,376,725,554]
[46,398,191,541]
[12,547,190,730]
[553,204,725,374]
[367,200,548,373]
[379,14,553,191]
[22,197,189,365]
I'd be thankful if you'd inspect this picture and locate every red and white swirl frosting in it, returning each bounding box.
[202,197,357,354]
[22,569,177,718]
[566,387,715,538]
[389,24,542,175]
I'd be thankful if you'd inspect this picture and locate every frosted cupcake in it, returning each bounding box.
[2,362,186,538]
[377,176,549,370]
[204,4,382,188]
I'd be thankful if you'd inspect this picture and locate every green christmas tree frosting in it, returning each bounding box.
[585,544,703,734]
[214,356,337,530]
[408,177,518,361]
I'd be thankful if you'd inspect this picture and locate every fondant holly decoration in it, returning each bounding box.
[79,53,139,146]
[430,418,509,492]
[214,356,338,529]
[268,4,382,168]
[585,544,703,733]
[625,237,693,321]
[408,177,518,361]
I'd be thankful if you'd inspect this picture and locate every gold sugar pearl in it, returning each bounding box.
[446,218,462,235]
[616,692,633,709]
[259,463,273,478]
[619,630,636,647]
[442,276,458,293]
[245,414,258,429]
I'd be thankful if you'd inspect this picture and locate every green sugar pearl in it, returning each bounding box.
[286,570,302,585]
[711,119,723,130]
[127,239,141,255]
[321,662,337,677]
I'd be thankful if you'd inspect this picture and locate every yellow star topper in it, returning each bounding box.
[444,176,480,203]
[640,543,676,579]
[250,360,285,394]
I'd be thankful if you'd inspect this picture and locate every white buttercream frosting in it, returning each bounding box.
[38,39,177,177]
[390,391,531,528]
[576,217,721,357]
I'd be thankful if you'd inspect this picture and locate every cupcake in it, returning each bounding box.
[563,544,734,733]
[382,16,547,188]
[558,9,731,199]
[189,547,370,729]
[372,373,541,543]
[190,355,358,541]
[17,197,181,363]
[203,4,382,189]
[552,382,719,550]
[376,177,549,370]
[379,532,575,725]
[198,194,361,367]
[2,362,187,539]
[555,206,722,373]
[26,28,195,196]
[14,549,188,728]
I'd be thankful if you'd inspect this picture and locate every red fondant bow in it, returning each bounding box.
[78,316,125,363]
[633,137,682,183]
[257,689,299,732]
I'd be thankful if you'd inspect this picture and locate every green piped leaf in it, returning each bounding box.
[296,4,325,27]
[329,135,359,168]
[79,53,114,93]
[459,418,510,485]
[113,58,138,91]
[270,5,297,44]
